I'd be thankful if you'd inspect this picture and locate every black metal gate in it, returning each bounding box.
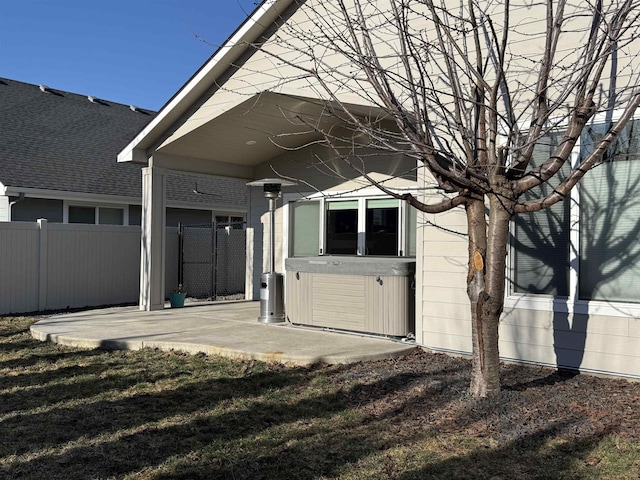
[178,221,246,300]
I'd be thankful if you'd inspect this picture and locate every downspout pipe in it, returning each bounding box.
[8,192,25,220]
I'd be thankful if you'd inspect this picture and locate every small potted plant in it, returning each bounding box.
[169,284,187,308]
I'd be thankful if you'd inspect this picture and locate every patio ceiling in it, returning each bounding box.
[152,92,390,175]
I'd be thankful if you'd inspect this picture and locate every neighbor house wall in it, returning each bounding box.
[0,221,181,315]
[11,198,64,223]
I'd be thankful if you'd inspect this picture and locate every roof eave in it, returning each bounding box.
[117,0,296,165]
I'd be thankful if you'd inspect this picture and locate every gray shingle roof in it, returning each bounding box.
[0,78,247,209]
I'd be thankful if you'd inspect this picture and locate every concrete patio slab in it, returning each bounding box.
[30,301,418,365]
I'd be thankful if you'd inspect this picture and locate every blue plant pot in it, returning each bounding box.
[169,292,186,308]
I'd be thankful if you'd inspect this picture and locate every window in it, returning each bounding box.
[366,199,398,255]
[289,195,415,257]
[578,120,640,302]
[512,118,640,305]
[99,207,124,225]
[67,205,125,225]
[215,215,246,229]
[291,201,320,257]
[68,206,96,224]
[326,200,358,255]
[512,131,570,296]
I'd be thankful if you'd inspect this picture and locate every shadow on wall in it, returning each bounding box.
[511,120,640,373]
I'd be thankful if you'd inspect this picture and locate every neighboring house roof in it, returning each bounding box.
[0,78,247,209]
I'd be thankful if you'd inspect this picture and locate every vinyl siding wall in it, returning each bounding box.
[418,207,472,353]
[11,198,64,223]
[499,308,640,377]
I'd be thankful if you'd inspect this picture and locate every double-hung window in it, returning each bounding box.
[289,194,417,257]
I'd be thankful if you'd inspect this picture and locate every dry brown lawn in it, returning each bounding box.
[1,315,639,479]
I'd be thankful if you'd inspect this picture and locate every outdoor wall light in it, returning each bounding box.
[247,178,297,323]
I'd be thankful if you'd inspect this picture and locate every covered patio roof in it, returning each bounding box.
[121,89,390,180]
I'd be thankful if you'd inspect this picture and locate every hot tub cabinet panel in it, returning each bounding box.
[285,257,415,337]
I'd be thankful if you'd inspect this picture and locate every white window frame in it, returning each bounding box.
[505,109,640,319]
[283,187,417,269]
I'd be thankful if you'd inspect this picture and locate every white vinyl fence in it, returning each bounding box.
[0,220,179,315]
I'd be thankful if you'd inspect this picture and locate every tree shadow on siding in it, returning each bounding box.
[510,121,640,378]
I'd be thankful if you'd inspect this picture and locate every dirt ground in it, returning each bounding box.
[327,348,640,446]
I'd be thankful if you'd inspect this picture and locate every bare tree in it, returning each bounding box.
[250,0,640,396]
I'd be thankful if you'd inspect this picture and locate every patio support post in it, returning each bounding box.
[140,164,166,311]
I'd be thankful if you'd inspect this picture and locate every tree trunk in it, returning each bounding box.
[466,195,512,397]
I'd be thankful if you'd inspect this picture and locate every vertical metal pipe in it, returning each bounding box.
[177,222,184,287]
[269,197,276,273]
[212,220,218,299]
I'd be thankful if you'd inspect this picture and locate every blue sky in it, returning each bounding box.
[0,0,260,111]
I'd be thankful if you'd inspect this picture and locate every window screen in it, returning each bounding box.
[579,120,640,302]
[513,131,570,296]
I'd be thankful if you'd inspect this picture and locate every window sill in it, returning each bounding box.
[505,294,640,319]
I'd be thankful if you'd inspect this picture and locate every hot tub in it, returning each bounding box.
[285,256,415,337]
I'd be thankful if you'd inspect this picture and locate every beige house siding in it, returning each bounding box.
[157,3,361,152]
[418,206,471,352]
[500,308,640,377]
[415,200,640,378]
[156,0,640,162]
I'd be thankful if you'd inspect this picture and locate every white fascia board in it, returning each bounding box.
[0,181,6,195]
[117,0,295,165]
[2,186,139,205]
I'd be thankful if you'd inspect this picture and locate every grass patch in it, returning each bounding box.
[1,315,639,479]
